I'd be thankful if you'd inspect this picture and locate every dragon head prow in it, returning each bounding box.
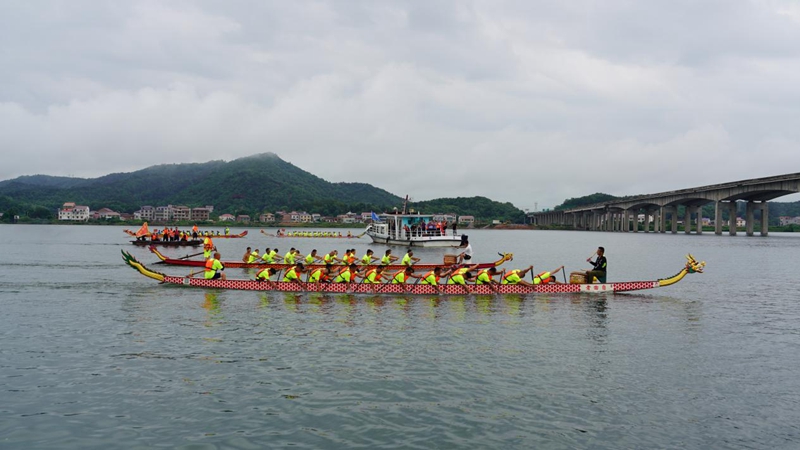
[685,254,706,273]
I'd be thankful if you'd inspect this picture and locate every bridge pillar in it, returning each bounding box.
[606,211,612,232]
[644,211,651,233]
[623,210,630,232]
[670,207,678,233]
[684,206,693,234]
[729,201,738,235]
[654,208,661,232]
[746,201,755,236]
[715,201,723,235]
[659,207,666,233]
[696,208,703,234]
[761,202,769,236]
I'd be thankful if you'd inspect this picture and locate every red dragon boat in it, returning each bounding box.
[261,229,364,239]
[122,251,705,296]
[148,245,514,271]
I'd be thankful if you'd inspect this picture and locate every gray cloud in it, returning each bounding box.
[2,0,800,210]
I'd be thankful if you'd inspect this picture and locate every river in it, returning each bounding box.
[2,224,798,449]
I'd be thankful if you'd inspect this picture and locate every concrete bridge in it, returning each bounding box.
[529,173,800,236]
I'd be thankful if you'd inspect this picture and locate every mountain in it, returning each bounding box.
[0,153,403,216]
[0,153,526,222]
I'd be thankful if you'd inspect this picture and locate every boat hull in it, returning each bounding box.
[131,240,203,247]
[366,233,462,247]
[160,276,659,295]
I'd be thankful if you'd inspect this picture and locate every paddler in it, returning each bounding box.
[204,252,226,280]
[391,267,421,284]
[381,249,398,266]
[475,267,500,285]
[533,266,565,284]
[305,249,323,265]
[284,248,298,265]
[360,249,378,265]
[203,235,215,259]
[308,264,334,283]
[447,264,479,285]
[401,250,420,266]
[420,267,454,285]
[362,265,386,284]
[282,263,307,283]
[247,248,260,264]
[333,263,360,283]
[323,250,341,265]
[255,267,278,281]
[501,265,535,286]
[242,247,252,263]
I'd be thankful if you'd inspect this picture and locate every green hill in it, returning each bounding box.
[0,153,402,216]
[0,153,526,222]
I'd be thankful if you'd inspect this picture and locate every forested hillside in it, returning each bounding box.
[0,153,525,222]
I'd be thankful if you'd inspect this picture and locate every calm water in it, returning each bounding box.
[2,225,799,449]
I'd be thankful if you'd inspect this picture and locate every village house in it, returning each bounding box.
[92,208,121,220]
[236,215,251,223]
[458,215,475,225]
[191,207,212,221]
[259,213,276,223]
[218,213,235,222]
[58,202,90,221]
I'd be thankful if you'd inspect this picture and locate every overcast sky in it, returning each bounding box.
[2,1,800,210]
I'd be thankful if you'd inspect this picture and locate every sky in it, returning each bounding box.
[2,0,800,210]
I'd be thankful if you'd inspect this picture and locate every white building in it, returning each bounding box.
[58,202,90,221]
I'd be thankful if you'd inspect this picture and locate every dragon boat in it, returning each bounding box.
[148,245,514,271]
[261,229,364,239]
[131,239,203,247]
[122,251,705,296]
[125,229,247,239]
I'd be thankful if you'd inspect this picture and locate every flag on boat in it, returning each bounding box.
[134,222,150,237]
[371,212,381,222]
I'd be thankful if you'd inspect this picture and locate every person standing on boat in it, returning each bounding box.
[225,227,230,236]
[381,249,398,266]
[585,247,607,283]
[501,266,535,286]
[204,252,226,280]
[456,237,473,264]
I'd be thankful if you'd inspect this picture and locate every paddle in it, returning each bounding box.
[186,270,199,278]
[179,251,205,260]
[562,266,567,284]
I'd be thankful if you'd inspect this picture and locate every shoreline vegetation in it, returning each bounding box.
[3,219,800,233]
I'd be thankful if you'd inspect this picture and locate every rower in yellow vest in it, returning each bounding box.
[362,266,386,284]
[533,266,565,284]
[501,265,535,286]
[247,248,260,264]
[447,264,479,285]
[282,263,306,282]
[401,250,420,266]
